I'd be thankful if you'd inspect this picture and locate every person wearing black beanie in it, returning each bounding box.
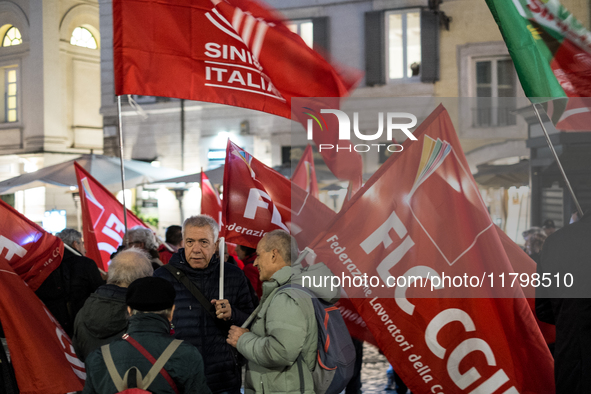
[83,276,212,394]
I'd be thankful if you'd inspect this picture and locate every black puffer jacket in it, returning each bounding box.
[72,284,128,362]
[35,248,104,336]
[154,250,255,393]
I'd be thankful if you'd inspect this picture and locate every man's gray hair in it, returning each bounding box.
[129,308,173,320]
[107,249,154,287]
[56,228,82,248]
[125,227,157,251]
[261,230,298,265]
[183,215,219,242]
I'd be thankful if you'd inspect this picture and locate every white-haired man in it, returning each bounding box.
[73,248,153,362]
[154,215,255,394]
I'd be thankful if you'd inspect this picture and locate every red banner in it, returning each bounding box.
[113,0,359,118]
[201,171,223,227]
[306,105,554,393]
[0,199,63,291]
[0,258,85,393]
[291,144,319,199]
[75,163,147,271]
[113,0,363,187]
[335,297,378,347]
[221,140,334,249]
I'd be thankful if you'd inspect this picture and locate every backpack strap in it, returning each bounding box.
[163,264,217,321]
[140,339,183,391]
[123,334,181,394]
[101,344,126,392]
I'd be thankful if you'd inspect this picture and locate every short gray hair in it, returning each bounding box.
[56,228,82,248]
[108,249,154,287]
[261,230,298,265]
[183,215,219,242]
[125,227,157,251]
[129,308,173,320]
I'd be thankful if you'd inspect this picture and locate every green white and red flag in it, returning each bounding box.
[486,0,591,130]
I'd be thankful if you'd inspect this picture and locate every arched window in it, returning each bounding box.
[2,26,22,47]
[70,27,97,49]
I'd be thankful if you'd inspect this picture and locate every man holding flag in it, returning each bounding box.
[154,215,255,394]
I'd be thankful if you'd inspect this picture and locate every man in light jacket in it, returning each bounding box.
[227,230,339,394]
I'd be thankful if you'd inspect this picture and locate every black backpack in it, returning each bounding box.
[278,283,356,394]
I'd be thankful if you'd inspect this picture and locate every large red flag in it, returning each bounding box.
[306,105,554,393]
[0,237,84,393]
[201,171,223,227]
[0,199,63,291]
[291,144,319,199]
[75,162,147,271]
[221,140,334,249]
[113,0,358,118]
[113,0,363,190]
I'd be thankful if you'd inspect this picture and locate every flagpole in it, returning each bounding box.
[117,95,129,244]
[532,103,583,218]
[219,236,225,301]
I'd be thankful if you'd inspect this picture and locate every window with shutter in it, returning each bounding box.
[285,18,330,55]
[365,9,439,86]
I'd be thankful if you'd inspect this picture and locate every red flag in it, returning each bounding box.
[0,199,63,291]
[335,297,378,346]
[113,0,363,188]
[553,97,591,131]
[75,163,147,271]
[306,105,554,393]
[201,171,223,227]
[113,0,359,117]
[291,144,319,199]
[0,255,85,393]
[221,140,333,249]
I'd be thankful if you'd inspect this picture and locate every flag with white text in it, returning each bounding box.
[113,0,364,188]
[0,199,63,291]
[306,105,554,393]
[0,239,85,393]
[221,140,334,249]
[75,163,147,271]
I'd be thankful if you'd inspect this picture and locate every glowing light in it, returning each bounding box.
[42,210,67,234]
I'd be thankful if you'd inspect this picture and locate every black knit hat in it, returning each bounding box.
[126,277,176,311]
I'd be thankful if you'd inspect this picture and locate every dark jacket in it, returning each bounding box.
[83,313,211,394]
[73,284,128,362]
[536,213,591,394]
[35,248,104,336]
[154,250,255,393]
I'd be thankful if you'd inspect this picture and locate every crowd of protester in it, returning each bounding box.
[1,211,588,393]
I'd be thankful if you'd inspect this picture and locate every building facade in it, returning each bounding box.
[0,0,102,227]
